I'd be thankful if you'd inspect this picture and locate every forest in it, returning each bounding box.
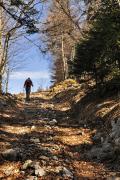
[0,0,120,179]
[0,0,119,93]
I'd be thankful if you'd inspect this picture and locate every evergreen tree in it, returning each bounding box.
[70,0,120,86]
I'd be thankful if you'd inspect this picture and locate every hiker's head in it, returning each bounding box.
[28,77,30,80]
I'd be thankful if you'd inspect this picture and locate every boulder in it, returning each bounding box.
[110,119,120,139]
[89,147,102,159]
[102,143,113,153]
[98,151,115,161]
[89,143,114,161]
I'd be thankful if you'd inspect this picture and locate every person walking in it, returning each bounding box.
[24,77,33,101]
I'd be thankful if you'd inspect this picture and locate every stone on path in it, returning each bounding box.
[31,126,36,131]
[22,160,33,170]
[63,167,73,178]
[22,160,46,177]
[26,176,37,180]
[52,156,58,160]
[44,125,52,129]
[49,119,57,125]
[2,148,21,161]
[30,138,40,143]
[34,162,46,177]
[40,156,49,161]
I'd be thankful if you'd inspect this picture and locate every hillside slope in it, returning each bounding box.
[0,80,119,179]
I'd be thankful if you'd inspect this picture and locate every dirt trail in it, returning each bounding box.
[0,92,119,179]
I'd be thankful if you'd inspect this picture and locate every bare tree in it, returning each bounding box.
[42,0,86,83]
[0,0,47,93]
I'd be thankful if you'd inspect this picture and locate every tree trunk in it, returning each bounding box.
[93,64,98,87]
[5,68,9,93]
[61,33,68,80]
[118,59,120,70]
[0,5,2,94]
[0,75,2,93]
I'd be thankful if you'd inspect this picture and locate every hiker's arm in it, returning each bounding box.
[24,81,26,88]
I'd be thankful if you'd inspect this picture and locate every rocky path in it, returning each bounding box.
[0,92,119,179]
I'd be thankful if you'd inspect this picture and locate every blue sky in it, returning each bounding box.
[8,2,53,94]
[9,44,52,93]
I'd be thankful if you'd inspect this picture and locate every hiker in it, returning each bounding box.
[24,77,33,101]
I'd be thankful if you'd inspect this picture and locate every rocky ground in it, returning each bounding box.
[0,80,120,180]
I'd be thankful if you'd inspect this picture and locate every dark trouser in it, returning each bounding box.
[25,87,31,101]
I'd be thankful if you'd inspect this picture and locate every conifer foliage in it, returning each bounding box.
[70,0,120,86]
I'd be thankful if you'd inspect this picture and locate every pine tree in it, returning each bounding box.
[70,0,120,87]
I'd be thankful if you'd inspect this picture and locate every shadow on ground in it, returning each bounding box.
[0,89,119,179]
